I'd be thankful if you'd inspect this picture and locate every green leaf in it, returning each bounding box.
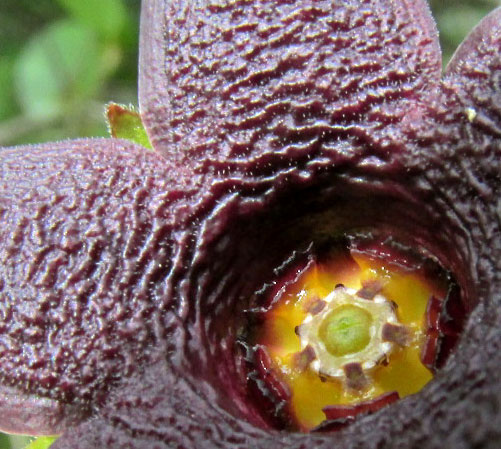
[56,0,127,41]
[23,437,57,449]
[106,103,152,150]
[0,433,12,449]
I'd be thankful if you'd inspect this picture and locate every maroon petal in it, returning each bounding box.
[139,0,441,175]
[50,359,272,449]
[0,139,180,435]
[400,6,501,313]
[5,3,501,449]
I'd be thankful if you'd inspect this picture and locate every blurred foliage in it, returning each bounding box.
[0,0,500,448]
[430,0,501,63]
[0,0,140,147]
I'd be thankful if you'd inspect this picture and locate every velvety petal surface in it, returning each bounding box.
[51,110,501,449]
[53,3,501,449]
[4,2,501,449]
[0,139,185,435]
[139,0,441,176]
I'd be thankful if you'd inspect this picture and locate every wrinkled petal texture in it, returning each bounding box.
[139,0,441,176]
[0,139,186,434]
[1,1,501,449]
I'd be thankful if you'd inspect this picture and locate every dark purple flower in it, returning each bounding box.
[1,0,501,447]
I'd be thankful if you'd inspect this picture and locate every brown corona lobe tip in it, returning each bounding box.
[343,363,369,391]
[382,323,411,347]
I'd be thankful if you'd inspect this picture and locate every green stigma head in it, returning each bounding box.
[319,305,373,357]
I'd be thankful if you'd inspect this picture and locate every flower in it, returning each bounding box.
[1,0,501,448]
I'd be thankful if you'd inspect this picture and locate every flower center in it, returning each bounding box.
[297,286,407,386]
[320,304,372,357]
[249,239,464,432]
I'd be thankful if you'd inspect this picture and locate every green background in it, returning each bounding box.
[0,0,499,448]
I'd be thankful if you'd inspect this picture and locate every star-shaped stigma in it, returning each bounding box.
[1,1,501,448]
[295,285,406,383]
